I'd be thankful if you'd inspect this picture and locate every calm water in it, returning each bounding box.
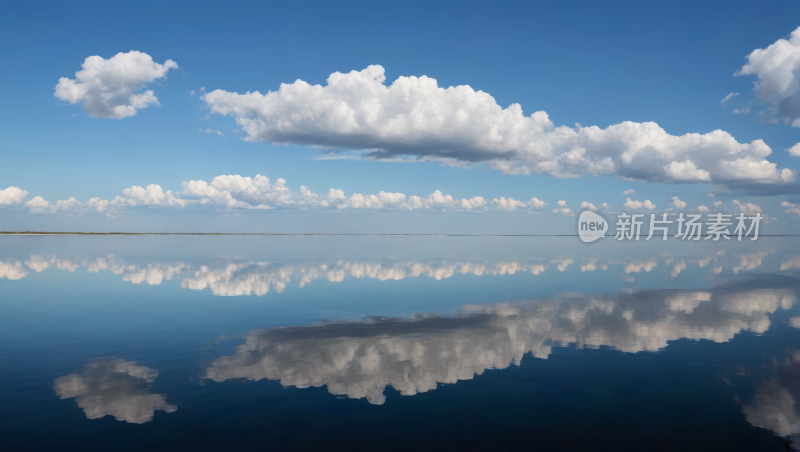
[1,235,799,451]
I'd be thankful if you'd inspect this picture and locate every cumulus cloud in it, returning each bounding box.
[528,197,546,209]
[54,359,176,423]
[40,174,516,214]
[492,197,526,211]
[783,201,800,216]
[623,198,656,211]
[622,189,635,195]
[733,199,763,216]
[14,194,115,217]
[788,143,800,156]
[0,186,28,205]
[24,196,50,213]
[580,201,608,212]
[203,278,797,405]
[202,65,794,187]
[55,51,177,119]
[670,197,687,210]
[736,27,800,126]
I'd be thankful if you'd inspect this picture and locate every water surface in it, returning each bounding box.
[1,235,799,450]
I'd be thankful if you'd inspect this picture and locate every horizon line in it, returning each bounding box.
[1,232,799,237]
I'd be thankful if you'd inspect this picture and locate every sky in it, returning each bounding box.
[2,0,800,234]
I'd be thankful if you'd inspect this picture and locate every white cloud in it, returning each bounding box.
[720,92,740,105]
[492,197,526,211]
[732,199,762,215]
[733,105,751,115]
[50,197,85,213]
[198,128,225,137]
[528,197,546,209]
[119,184,189,208]
[623,198,656,210]
[696,205,710,213]
[580,201,608,212]
[87,197,109,215]
[552,200,573,215]
[782,200,800,216]
[788,143,800,156]
[202,65,794,186]
[55,51,178,119]
[24,196,50,214]
[0,186,28,205]
[622,189,635,195]
[670,196,687,210]
[736,27,800,126]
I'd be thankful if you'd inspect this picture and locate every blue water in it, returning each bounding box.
[1,235,799,450]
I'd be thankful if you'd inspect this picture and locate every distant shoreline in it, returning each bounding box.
[1,232,798,237]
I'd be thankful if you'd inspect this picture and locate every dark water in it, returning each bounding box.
[1,235,799,451]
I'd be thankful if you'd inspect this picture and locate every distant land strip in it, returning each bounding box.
[0,232,798,237]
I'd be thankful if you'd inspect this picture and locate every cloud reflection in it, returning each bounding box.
[203,279,797,404]
[737,350,800,449]
[54,359,176,424]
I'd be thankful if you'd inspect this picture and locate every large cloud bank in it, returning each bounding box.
[55,51,177,119]
[203,279,797,404]
[203,65,793,186]
[737,27,800,127]
[54,359,176,423]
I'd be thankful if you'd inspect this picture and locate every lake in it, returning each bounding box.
[1,235,799,450]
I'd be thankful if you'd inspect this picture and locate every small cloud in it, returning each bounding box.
[788,143,800,156]
[198,128,225,137]
[622,189,635,195]
[580,201,607,212]
[670,197,687,210]
[720,92,740,105]
[732,199,762,215]
[528,197,546,209]
[623,198,656,211]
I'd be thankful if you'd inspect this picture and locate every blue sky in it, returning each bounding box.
[2,0,800,233]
